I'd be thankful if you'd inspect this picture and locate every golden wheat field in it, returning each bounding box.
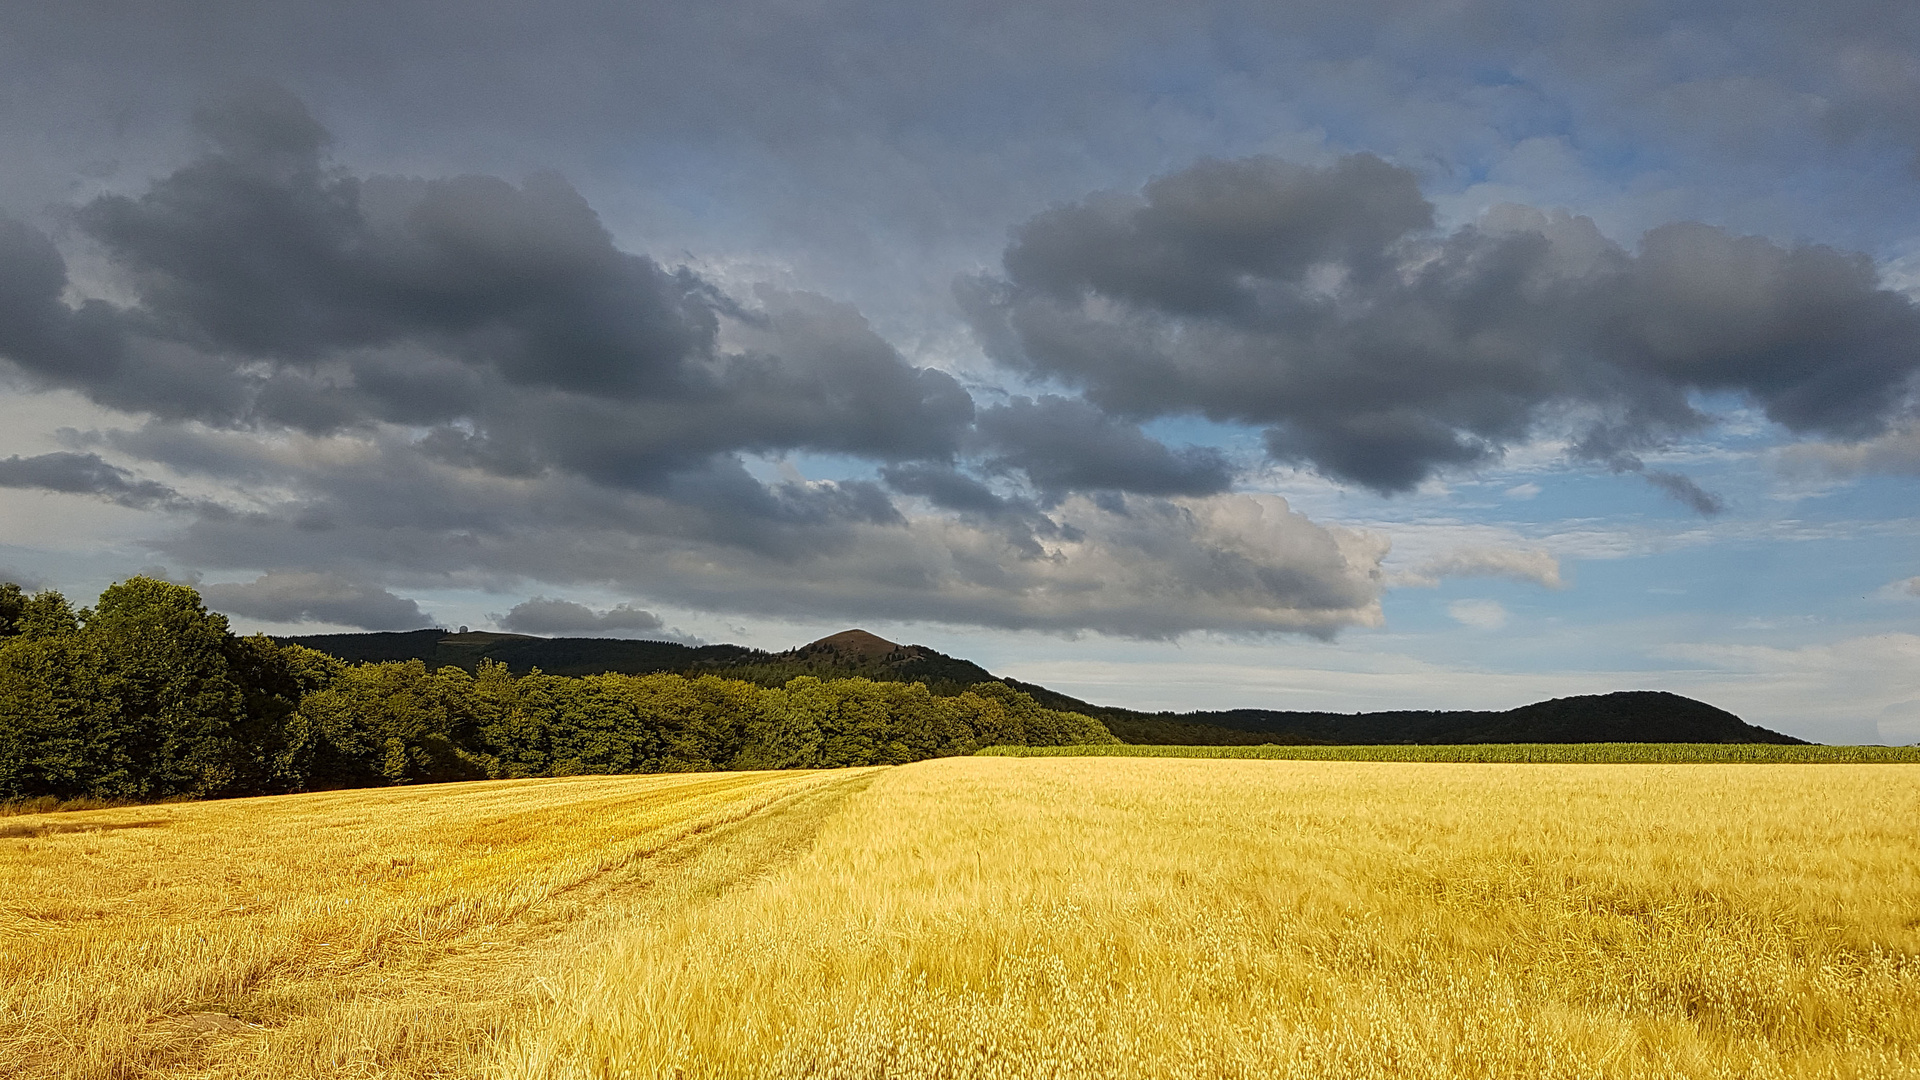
[0,768,883,1079]
[5,758,1919,1079]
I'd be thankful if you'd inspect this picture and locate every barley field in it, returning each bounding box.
[503,757,1920,1080]
[0,768,881,1079]
[979,742,1920,763]
[6,757,1919,1079]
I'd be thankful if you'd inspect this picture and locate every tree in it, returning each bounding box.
[0,631,117,799]
[82,577,252,797]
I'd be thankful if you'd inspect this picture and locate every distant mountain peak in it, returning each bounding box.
[789,629,911,660]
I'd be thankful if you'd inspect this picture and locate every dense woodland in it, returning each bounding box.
[0,578,1116,802]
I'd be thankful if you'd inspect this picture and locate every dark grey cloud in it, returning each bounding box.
[199,571,430,630]
[880,463,1018,516]
[495,597,669,637]
[1638,469,1726,517]
[974,395,1233,499]
[964,155,1920,506]
[0,451,208,513]
[0,90,972,492]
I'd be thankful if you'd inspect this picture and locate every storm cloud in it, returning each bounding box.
[964,155,1920,507]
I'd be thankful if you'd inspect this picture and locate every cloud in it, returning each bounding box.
[1661,633,1920,745]
[0,89,1420,640]
[0,451,209,513]
[199,571,430,630]
[0,566,49,591]
[1447,598,1509,629]
[973,395,1233,499]
[140,451,1388,636]
[1639,469,1727,516]
[1777,422,1920,478]
[495,597,674,637]
[1877,576,1920,598]
[963,157,1920,507]
[134,564,202,586]
[0,90,973,487]
[1504,483,1541,500]
[1394,546,1563,589]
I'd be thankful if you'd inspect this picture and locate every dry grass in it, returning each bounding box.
[498,757,1920,1080]
[0,768,881,1079]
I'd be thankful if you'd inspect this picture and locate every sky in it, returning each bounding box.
[0,1,1916,743]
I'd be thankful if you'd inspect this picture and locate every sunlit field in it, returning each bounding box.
[981,742,1920,763]
[6,757,1918,1079]
[0,768,880,1079]
[503,757,1920,1080]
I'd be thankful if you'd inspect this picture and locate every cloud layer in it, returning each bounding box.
[0,91,1394,639]
[964,155,1920,506]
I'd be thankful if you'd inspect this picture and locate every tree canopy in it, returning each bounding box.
[0,578,1116,802]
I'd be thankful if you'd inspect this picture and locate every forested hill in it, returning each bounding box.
[280,628,764,677]
[284,628,1805,746]
[1161,691,1807,745]
[278,627,997,689]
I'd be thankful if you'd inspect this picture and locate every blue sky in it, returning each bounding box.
[0,0,1916,742]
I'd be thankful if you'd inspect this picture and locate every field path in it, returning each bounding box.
[0,767,882,1079]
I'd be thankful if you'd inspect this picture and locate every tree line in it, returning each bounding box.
[0,577,1117,802]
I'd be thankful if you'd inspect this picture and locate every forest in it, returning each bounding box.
[0,578,1115,802]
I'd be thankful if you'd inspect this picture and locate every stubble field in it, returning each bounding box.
[5,757,1917,1079]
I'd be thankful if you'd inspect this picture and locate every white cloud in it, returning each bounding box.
[1504,482,1541,499]
[1657,633,1920,744]
[1391,545,1563,589]
[1447,598,1508,629]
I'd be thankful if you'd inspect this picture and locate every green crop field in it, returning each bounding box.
[976,741,1920,763]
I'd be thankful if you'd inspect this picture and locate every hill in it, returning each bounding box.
[280,628,764,677]
[280,627,1806,745]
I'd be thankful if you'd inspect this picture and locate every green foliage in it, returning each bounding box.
[0,631,117,798]
[10,589,81,641]
[83,578,255,797]
[0,578,1118,803]
[975,743,1920,764]
[0,583,20,638]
